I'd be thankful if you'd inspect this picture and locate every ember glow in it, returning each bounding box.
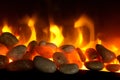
[0,15,120,73]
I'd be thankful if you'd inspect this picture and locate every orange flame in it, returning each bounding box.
[2,24,12,33]
[1,15,120,72]
[9,58,13,63]
[74,15,95,52]
[49,23,64,47]
[25,18,36,46]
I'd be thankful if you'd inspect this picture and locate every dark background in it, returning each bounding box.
[0,0,120,41]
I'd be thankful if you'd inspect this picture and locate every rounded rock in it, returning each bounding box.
[33,56,57,73]
[6,59,34,71]
[96,44,116,63]
[46,42,57,50]
[0,55,9,69]
[39,40,47,46]
[76,48,86,62]
[0,32,18,49]
[117,55,120,63]
[7,45,27,61]
[60,45,75,53]
[85,48,100,61]
[27,40,38,53]
[53,52,68,66]
[106,64,120,72]
[35,43,56,58]
[59,64,79,74]
[85,61,104,70]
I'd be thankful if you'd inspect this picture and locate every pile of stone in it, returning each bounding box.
[0,32,120,74]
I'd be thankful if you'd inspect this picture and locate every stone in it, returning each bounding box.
[85,48,100,61]
[85,61,104,70]
[60,45,75,53]
[39,40,47,46]
[27,40,38,53]
[59,64,79,74]
[0,32,18,49]
[106,64,120,72]
[33,56,56,73]
[6,59,34,71]
[53,52,68,66]
[46,42,57,50]
[0,55,9,69]
[60,46,82,68]
[35,43,57,58]
[117,55,120,63]
[76,48,86,62]
[7,45,27,61]
[22,51,33,60]
[96,44,116,63]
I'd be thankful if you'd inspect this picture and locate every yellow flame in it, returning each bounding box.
[111,45,119,53]
[25,19,36,46]
[9,58,13,63]
[74,16,83,47]
[49,24,64,47]
[97,38,102,44]
[2,24,12,33]
[74,15,95,52]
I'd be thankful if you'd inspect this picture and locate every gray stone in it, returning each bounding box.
[7,45,27,61]
[33,56,56,73]
[76,48,86,62]
[60,45,75,53]
[117,55,120,63]
[0,32,18,49]
[85,61,104,70]
[85,48,100,61]
[59,64,79,74]
[96,44,116,63]
[27,40,38,53]
[106,64,120,72]
[53,52,68,66]
[0,55,9,69]
[39,40,47,46]
[6,59,34,71]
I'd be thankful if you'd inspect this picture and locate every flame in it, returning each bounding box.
[25,19,36,46]
[9,58,13,63]
[97,38,102,44]
[1,15,120,73]
[74,15,95,52]
[49,24,64,47]
[2,24,12,33]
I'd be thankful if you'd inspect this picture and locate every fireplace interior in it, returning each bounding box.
[0,0,120,79]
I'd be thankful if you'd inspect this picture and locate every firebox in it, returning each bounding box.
[0,0,120,79]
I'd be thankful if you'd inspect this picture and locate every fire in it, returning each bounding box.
[0,14,120,73]
[49,24,64,47]
[2,24,12,33]
[25,19,36,46]
[9,58,13,63]
[74,15,95,52]
[97,38,102,44]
